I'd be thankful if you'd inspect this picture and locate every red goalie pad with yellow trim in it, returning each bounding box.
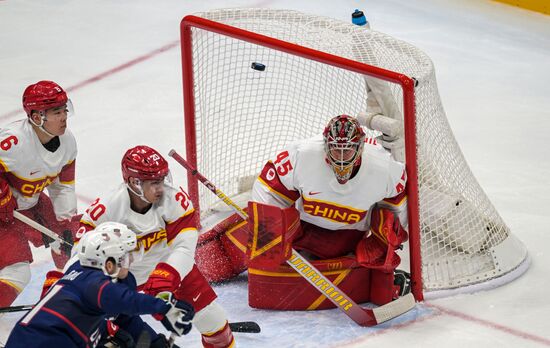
[248,256,372,310]
[247,201,301,269]
[195,212,249,283]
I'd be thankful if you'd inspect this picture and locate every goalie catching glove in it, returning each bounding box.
[154,292,195,336]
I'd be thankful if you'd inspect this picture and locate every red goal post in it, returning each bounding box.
[179,9,528,302]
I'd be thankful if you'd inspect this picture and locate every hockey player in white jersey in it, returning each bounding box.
[0,81,80,308]
[66,145,235,348]
[246,114,410,307]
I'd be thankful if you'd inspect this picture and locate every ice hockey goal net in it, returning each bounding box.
[179,8,528,300]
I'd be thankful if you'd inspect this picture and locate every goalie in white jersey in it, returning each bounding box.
[65,145,234,348]
[248,114,410,306]
[0,81,80,308]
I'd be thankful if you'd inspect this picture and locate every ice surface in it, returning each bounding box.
[1,0,549,347]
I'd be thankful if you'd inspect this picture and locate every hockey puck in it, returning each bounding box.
[251,62,266,71]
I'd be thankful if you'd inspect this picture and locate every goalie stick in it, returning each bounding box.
[169,149,416,326]
[0,304,260,334]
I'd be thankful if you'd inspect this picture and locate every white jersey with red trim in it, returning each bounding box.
[77,183,198,286]
[252,135,407,231]
[0,119,77,219]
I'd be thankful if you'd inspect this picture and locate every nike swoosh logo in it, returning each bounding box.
[193,293,201,302]
[308,191,321,195]
[30,170,40,175]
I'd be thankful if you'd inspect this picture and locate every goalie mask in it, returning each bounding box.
[121,145,171,203]
[78,222,143,279]
[323,115,366,184]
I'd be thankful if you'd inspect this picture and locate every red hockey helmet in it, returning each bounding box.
[22,81,68,116]
[323,114,366,183]
[121,145,169,182]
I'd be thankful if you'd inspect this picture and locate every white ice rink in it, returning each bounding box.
[1,0,550,347]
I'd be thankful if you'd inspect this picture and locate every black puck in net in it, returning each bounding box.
[251,62,266,71]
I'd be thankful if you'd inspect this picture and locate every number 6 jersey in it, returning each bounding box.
[0,119,77,219]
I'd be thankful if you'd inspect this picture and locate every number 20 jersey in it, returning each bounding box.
[77,183,199,286]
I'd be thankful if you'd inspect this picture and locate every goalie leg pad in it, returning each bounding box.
[247,202,301,269]
[369,269,395,305]
[248,256,371,310]
[195,212,249,283]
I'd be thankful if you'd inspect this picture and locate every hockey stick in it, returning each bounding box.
[13,210,73,248]
[169,149,415,326]
[0,303,260,333]
[0,304,33,313]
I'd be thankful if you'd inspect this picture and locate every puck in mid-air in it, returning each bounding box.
[251,62,266,71]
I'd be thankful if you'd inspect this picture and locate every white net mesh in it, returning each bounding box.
[184,8,528,295]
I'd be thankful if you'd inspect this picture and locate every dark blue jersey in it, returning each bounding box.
[5,262,169,348]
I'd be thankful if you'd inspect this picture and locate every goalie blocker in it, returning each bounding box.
[195,202,408,309]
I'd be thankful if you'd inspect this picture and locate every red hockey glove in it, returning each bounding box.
[142,262,181,296]
[0,180,17,225]
[41,270,64,298]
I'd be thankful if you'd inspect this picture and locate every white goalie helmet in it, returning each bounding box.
[78,222,143,278]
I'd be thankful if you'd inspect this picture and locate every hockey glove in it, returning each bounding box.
[0,180,17,225]
[155,292,195,336]
[142,262,181,296]
[97,319,135,348]
[151,333,181,348]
